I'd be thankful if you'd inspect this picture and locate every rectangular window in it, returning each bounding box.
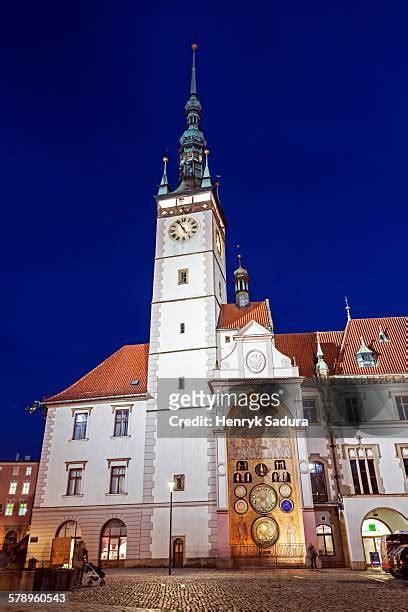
[22,482,30,495]
[396,396,408,421]
[72,412,88,440]
[302,399,318,423]
[347,447,379,494]
[349,458,361,494]
[5,503,14,516]
[18,502,28,516]
[8,481,17,495]
[180,323,185,334]
[345,397,361,422]
[113,409,129,437]
[178,269,189,285]
[178,377,185,390]
[66,468,83,496]
[225,336,231,343]
[110,466,126,494]
[12,466,19,476]
[25,467,32,476]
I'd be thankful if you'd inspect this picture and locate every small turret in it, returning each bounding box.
[315,331,329,378]
[234,254,250,308]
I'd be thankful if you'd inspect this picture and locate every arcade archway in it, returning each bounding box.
[361,508,408,566]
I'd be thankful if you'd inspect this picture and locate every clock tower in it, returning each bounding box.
[144,45,226,563]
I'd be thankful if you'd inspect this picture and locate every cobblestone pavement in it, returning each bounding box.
[3,569,408,612]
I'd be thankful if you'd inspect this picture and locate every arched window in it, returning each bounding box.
[309,461,328,502]
[4,530,17,547]
[51,521,82,568]
[56,520,81,539]
[316,524,335,556]
[100,519,127,567]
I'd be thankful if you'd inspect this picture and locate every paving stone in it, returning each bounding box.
[61,568,408,611]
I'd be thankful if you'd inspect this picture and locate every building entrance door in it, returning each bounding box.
[173,538,184,567]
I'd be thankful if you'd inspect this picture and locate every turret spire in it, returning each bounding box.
[315,331,329,378]
[158,155,169,195]
[345,296,351,322]
[201,148,212,188]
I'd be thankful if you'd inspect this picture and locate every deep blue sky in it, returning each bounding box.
[1,1,407,459]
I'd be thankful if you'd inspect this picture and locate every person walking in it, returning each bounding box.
[308,543,318,569]
[72,540,88,586]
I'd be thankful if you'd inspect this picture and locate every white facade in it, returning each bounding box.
[25,50,408,571]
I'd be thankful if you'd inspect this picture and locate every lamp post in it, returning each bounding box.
[168,480,174,575]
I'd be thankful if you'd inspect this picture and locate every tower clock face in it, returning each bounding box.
[249,484,277,514]
[168,216,199,242]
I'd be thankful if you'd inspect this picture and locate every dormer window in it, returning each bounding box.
[356,337,377,368]
[378,328,389,343]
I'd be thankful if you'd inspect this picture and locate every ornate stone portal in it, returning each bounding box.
[227,436,305,564]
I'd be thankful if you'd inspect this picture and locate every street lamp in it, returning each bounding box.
[168,480,174,575]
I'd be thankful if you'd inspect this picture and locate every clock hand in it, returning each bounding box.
[177,220,189,235]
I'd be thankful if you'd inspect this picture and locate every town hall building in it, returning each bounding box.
[26,46,408,571]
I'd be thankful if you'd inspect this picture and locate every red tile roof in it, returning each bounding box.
[217,301,271,330]
[45,315,407,404]
[45,344,149,403]
[275,331,343,378]
[334,317,407,375]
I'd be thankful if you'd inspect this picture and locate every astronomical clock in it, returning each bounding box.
[227,436,305,564]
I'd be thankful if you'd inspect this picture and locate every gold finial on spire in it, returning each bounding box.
[236,244,242,267]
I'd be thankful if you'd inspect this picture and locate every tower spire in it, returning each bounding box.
[190,43,197,95]
[176,44,207,193]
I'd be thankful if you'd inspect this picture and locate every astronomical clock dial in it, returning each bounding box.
[249,484,277,514]
[255,463,268,477]
[168,216,199,242]
[251,516,279,547]
[215,228,223,256]
[279,484,292,498]
[280,498,294,513]
[234,499,248,515]
[234,485,247,498]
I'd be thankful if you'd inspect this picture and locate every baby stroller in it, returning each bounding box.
[83,561,106,586]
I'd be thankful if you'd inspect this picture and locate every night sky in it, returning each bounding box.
[1,1,407,459]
